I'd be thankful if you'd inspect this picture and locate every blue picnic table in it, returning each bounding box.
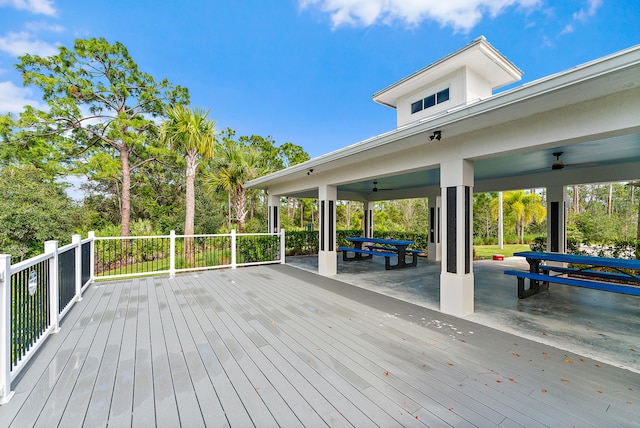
[505,251,640,298]
[338,237,420,270]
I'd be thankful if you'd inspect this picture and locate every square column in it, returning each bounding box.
[318,185,337,276]
[440,159,474,317]
[547,186,568,253]
[363,201,374,238]
[427,192,441,261]
[267,194,281,234]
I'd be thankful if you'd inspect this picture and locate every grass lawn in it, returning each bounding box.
[473,244,531,259]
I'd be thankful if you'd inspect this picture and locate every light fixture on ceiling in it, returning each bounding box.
[429,130,441,141]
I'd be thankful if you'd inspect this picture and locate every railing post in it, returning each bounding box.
[231,230,237,269]
[169,230,176,278]
[72,234,82,302]
[44,241,60,334]
[280,229,286,264]
[88,231,96,282]
[0,254,14,403]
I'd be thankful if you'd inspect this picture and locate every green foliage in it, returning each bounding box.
[15,37,189,236]
[529,236,581,254]
[236,235,280,263]
[0,165,77,260]
[284,229,428,257]
[204,138,267,232]
[285,230,320,255]
[491,190,546,244]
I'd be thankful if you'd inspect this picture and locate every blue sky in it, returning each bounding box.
[1,0,639,158]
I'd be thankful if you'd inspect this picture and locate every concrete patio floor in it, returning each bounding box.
[286,255,640,374]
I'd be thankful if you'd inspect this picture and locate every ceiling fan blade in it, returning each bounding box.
[565,162,599,168]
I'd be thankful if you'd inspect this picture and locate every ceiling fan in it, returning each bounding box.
[551,152,598,170]
[369,181,393,193]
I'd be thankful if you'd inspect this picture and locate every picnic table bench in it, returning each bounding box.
[504,251,640,298]
[339,237,419,270]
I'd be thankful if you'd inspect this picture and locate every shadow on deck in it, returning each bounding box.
[0,264,638,427]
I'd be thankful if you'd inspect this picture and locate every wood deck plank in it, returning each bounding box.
[146,277,182,428]
[154,277,206,428]
[180,276,280,427]
[161,276,230,426]
[170,275,254,427]
[83,280,132,427]
[230,270,463,426]
[108,277,141,427]
[57,281,125,428]
[221,273,432,427]
[208,273,414,428]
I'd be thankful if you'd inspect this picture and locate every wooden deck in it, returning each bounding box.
[0,264,638,427]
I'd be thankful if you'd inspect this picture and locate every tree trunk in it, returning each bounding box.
[120,146,131,237]
[184,152,197,266]
[235,187,248,233]
[607,183,613,215]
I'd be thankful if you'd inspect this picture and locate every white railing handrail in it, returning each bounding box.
[92,231,282,240]
[9,252,54,273]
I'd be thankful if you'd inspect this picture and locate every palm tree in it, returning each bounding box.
[161,105,216,263]
[491,190,546,244]
[205,141,264,233]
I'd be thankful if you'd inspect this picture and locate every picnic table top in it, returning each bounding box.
[513,251,640,270]
[346,237,415,246]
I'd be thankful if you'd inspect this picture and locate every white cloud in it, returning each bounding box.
[573,0,602,22]
[0,80,46,114]
[300,0,541,32]
[560,23,574,35]
[558,0,602,37]
[25,21,64,33]
[0,0,56,16]
[0,31,58,57]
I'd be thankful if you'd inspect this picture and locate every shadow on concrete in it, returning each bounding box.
[286,254,640,373]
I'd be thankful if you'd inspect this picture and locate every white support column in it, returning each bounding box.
[44,241,61,334]
[267,194,281,234]
[0,254,14,404]
[426,191,442,262]
[231,229,237,269]
[169,230,176,278]
[88,231,96,283]
[318,185,337,276]
[72,234,82,301]
[279,229,286,264]
[547,186,568,254]
[363,201,374,238]
[440,159,474,317]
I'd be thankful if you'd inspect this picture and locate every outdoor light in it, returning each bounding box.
[307,168,314,175]
[429,131,441,141]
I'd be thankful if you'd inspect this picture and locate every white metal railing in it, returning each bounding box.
[0,229,285,403]
[92,229,285,279]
